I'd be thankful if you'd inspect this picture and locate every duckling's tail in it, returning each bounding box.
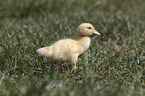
[37,46,52,57]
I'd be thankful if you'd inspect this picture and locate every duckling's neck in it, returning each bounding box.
[77,36,91,53]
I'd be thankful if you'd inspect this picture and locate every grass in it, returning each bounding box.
[0,0,145,96]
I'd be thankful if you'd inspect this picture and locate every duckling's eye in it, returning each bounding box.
[88,27,91,29]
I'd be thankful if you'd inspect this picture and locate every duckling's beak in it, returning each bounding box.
[93,30,101,35]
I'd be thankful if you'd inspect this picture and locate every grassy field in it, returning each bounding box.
[0,0,145,96]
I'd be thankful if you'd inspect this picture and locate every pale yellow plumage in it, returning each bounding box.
[37,23,101,70]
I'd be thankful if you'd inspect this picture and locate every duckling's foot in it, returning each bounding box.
[71,64,78,72]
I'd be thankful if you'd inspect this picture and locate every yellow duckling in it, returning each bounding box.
[37,23,101,70]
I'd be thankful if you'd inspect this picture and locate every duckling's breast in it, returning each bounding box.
[77,37,91,53]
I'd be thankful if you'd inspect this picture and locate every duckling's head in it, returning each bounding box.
[77,23,101,37]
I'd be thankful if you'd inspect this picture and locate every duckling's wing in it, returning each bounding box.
[51,39,82,61]
[68,41,82,53]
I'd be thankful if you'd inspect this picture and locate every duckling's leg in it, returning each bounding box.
[70,54,78,72]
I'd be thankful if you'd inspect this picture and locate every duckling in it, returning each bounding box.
[37,23,101,70]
